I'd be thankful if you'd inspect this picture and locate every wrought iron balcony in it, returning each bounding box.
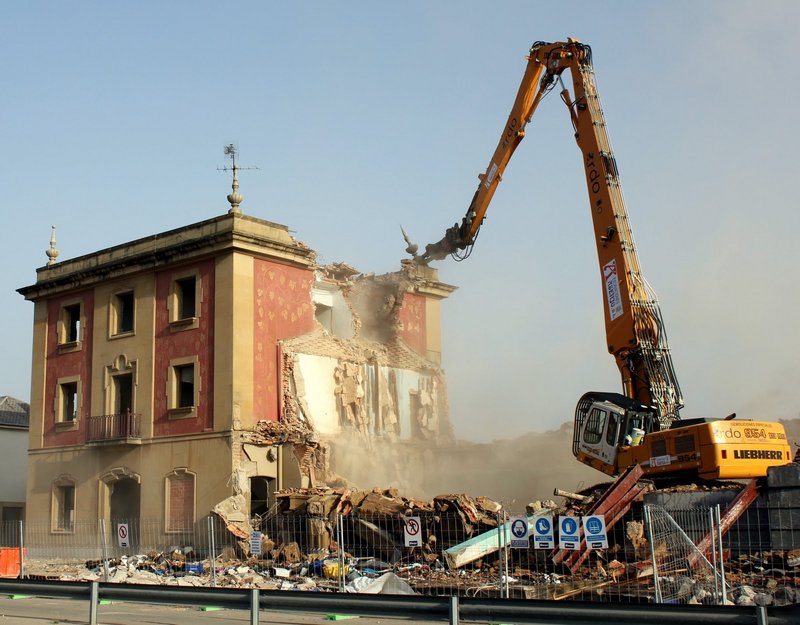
[87,412,141,444]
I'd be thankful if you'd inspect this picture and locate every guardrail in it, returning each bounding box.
[0,579,797,625]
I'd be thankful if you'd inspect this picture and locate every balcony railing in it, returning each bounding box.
[87,412,141,443]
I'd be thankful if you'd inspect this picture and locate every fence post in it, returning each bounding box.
[208,516,217,587]
[643,505,662,604]
[100,520,109,583]
[250,587,259,625]
[495,511,504,595]
[449,594,459,625]
[708,508,719,600]
[756,605,769,625]
[715,505,728,605]
[336,512,345,592]
[89,580,98,625]
[17,519,24,579]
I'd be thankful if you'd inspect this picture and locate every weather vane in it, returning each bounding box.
[218,144,259,215]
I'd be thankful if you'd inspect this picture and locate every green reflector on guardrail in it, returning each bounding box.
[8,595,30,599]
[99,599,113,604]
[199,606,224,611]
[326,615,358,620]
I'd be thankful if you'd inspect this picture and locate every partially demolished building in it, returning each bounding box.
[18,200,455,534]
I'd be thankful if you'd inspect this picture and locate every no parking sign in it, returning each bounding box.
[117,523,129,549]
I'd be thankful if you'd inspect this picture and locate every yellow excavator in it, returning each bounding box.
[409,39,791,481]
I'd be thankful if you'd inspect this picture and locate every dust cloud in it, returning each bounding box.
[327,418,800,509]
[326,421,601,509]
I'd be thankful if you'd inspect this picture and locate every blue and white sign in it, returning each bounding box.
[250,531,263,556]
[533,514,554,549]
[509,516,529,549]
[582,515,609,549]
[558,516,581,550]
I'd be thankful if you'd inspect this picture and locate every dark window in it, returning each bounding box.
[64,304,81,343]
[176,277,196,320]
[175,364,194,408]
[56,485,75,531]
[60,382,78,422]
[114,373,133,414]
[116,291,134,334]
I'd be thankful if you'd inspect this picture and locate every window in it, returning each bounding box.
[583,407,607,445]
[175,276,197,321]
[53,480,75,532]
[168,358,199,416]
[606,412,620,446]
[113,373,133,414]
[59,302,82,345]
[168,272,201,330]
[166,469,195,532]
[111,290,135,335]
[176,364,194,408]
[56,379,80,424]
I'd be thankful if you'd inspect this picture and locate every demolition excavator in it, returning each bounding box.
[407,39,791,481]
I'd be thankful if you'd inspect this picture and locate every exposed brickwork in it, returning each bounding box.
[167,471,194,531]
[397,291,426,356]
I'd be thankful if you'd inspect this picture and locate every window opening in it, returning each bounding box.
[115,291,134,334]
[175,364,194,408]
[176,276,196,320]
[114,373,133,414]
[59,381,78,422]
[64,303,80,343]
[55,484,75,531]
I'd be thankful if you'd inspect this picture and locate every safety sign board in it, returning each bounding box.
[250,531,263,556]
[404,516,422,547]
[582,515,609,549]
[117,523,129,549]
[509,516,529,549]
[533,514,554,549]
[558,516,581,550]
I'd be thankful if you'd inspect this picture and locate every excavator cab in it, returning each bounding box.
[572,391,660,476]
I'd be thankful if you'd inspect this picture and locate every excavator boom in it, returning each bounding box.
[412,39,791,480]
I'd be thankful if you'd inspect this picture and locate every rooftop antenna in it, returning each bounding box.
[218,144,259,215]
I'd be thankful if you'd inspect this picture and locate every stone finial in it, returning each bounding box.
[46,225,59,266]
[224,143,244,215]
[227,165,243,215]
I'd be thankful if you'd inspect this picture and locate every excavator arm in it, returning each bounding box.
[414,40,684,426]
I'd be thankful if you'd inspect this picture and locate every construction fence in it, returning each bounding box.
[0,501,797,606]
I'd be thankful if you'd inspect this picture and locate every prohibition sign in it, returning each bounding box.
[117,523,130,548]
[404,517,422,547]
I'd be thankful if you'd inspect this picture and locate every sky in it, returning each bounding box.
[2,1,798,443]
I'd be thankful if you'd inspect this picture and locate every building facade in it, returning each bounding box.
[18,211,454,537]
[0,396,29,522]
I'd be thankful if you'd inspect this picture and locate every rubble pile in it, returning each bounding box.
[22,483,800,605]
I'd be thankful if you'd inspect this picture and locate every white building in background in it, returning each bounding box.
[0,396,29,522]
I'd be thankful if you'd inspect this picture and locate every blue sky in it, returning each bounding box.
[2,1,798,441]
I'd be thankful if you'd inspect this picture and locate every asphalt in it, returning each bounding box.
[0,594,447,625]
